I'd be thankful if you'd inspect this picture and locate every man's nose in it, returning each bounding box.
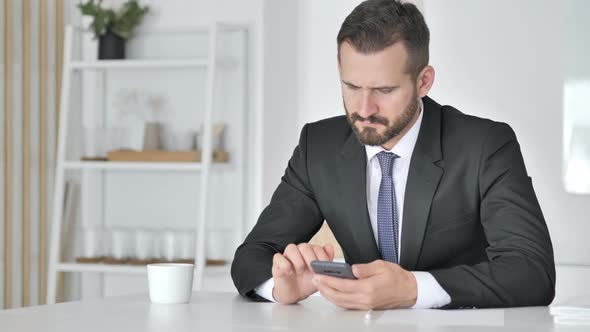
[357,90,378,119]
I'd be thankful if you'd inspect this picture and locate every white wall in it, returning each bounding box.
[422,0,589,303]
[563,1,590,194]
[295,0,363,128]
[260,0,363,216]
[257,0,364,221]
[259,0,300,209]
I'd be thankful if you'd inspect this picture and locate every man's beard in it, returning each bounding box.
[345,95,419,146]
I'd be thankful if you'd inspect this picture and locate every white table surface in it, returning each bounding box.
[0,291,586,332]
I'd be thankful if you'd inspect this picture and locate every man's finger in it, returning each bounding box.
[323,244,335,261]
[314,274,359,294]
[297,243,319,268]
[283,243,307,274]
[312,245,330,262]
[272,253,294,277]
[314,277,368,310]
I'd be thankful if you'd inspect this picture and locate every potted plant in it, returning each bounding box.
[78,0,149,59]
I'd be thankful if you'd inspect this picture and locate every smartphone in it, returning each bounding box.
[310,261,357,280]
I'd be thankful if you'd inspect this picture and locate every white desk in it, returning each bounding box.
[0,292,584,331]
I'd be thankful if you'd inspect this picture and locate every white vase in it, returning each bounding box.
[143,122,161,150]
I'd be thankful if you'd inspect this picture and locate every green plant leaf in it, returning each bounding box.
[77,0,149,40]
[111,0,149,39]
[78,1,99,16]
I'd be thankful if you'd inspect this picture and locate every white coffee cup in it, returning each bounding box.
[147,263,194,304]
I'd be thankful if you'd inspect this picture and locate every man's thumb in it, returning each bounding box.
[352,261,380,279]
[323,244,335,261]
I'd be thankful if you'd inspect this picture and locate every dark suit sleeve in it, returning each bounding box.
[231,124,325,298]
[429,123,556,308]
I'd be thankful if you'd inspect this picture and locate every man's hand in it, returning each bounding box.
[312,260,417,310]
[272,243,335,304]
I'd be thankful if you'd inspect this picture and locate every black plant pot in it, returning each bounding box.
[98,30,126,60]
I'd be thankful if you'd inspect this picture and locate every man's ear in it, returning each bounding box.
[416,65,435,97]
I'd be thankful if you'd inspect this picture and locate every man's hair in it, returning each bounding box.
[337,0,430,80]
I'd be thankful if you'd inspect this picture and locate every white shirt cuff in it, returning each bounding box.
[411,271,451,309]
[254,277,277,302]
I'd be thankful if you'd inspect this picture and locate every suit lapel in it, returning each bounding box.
[400,96,444,271]
[340,131,381,263]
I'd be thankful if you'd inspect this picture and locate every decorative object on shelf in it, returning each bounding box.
[205,259,226,266]
[63,182,82,263]
[159,229,181,262]
[75,227,105,263]
[142,122,161,150]
[104,228,133,265]
[129,229,158,265]
[213,122,229,163]
[107,149,201,162]
[104,148,233,164]
[98,30,126,60]
[146,93,166,122]
[113,89,168,151]
[114,90,168,122]
[113,89,145,150]
[74,227,200,266]
[193,128,202,151]
[81,127,108,161]
[142,93,167,150]
[77,0,150,59]
[114,89,142,121]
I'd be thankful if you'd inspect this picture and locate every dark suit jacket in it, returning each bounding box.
[231,96,555,308]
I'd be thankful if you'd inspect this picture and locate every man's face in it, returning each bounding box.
[339,42,421,149]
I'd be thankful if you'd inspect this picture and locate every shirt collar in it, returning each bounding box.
[364,97,424,161]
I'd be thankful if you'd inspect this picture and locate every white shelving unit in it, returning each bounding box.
[46,23,247,304]
[70,59,209,69]
[56,262,231,276]
[57,263,147,275]
[63,161,233,172]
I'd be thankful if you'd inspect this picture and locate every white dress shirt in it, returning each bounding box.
[255,99,451,308]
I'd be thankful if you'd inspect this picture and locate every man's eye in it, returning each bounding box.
[347,85,360,90]
[377,88,394,94]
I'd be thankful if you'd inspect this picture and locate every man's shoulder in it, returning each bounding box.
[434,102,518,159]
[438,103,514,139]
[298,115,353,151]
[304,115,352,138]
[440,104,493,128]
[306,115,349,130]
